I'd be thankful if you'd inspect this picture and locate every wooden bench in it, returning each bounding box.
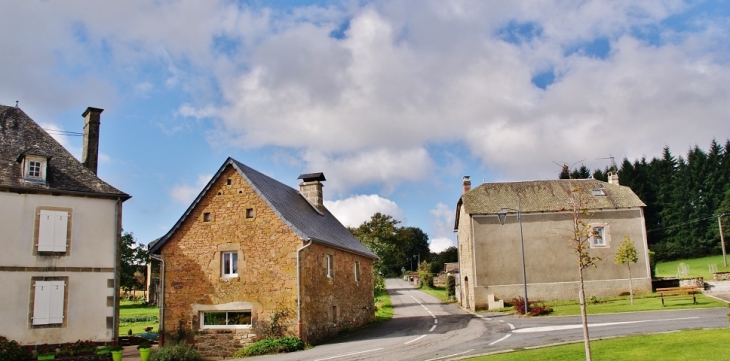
[656,286,700,306]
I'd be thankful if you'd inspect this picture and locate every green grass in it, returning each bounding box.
[119,300,159,335]
[656,255,730,279]
[419,285,455,303]
[548,293,726,316]
[466,328,730,361]
[375,290,394,322]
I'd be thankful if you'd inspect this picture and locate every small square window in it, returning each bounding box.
[246,208,254,219]
[23,156,47,183]
[227,179,232,185]
[203,213,211,222]
[222,252,238,277]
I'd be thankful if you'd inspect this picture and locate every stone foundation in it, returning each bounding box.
[713,272,730,281]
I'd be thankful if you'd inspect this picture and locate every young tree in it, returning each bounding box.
[120,232,148,294]
[614,236,639,305]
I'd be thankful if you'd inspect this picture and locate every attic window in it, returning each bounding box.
[245,208,254,219]
[22,155,48,183]
[227,179,232,185]
[203,212,211,222]
[592,189,606,196]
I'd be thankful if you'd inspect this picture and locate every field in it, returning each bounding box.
[119,300,159,335]
[655,254,730,279]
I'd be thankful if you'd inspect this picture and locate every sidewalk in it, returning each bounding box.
[122,345,157,361]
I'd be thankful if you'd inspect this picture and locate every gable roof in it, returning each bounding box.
[0,105,129,199]
[456,179,645,229]
[149,157,377,259]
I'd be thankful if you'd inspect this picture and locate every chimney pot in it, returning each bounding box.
[298,172,326,213]
[82,107,103,175]
[462,175,471,193]
[608,171,619,185]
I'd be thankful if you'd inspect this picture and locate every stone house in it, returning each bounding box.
[0,105,130,345]
[455,175,652,311]
[148,158,377,358]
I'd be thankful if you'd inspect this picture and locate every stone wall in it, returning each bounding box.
[194,330,256,359]
[713,272,730,281]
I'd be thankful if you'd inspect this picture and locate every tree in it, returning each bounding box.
[430,246,458,273]
[120,232,148,294]
[614,236,639,305]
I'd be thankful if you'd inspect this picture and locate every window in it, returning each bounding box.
[23,155,47,183]
[201,311,251,329]
[203,212,211,222]
[590,225,610,248]
[222,252,238,277]
[246,208,254,219]
[332,306,338,323]
[326,254,334,278]
[32,280,65,325]
[38,210,69,253]
[591,189,606,196]
[354,261,361,282]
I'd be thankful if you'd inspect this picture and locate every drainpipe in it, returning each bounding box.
[296,240,313,339]
[113,198,121,345]
[149,254,165,345]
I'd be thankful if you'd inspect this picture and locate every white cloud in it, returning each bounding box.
[325,194,405,228]
[429,237,456,254]
[169,174,213,204]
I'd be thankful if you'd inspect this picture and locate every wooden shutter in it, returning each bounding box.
[33,281,65,325]
[38,210,68,252]
[48,281,65,324]
[52,212,68,252]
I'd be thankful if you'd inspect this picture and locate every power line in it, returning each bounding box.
[44,129,83,136]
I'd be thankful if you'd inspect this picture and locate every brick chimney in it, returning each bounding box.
[608,171,619,185]
[81,107,103,174]
[462,176,471,193]
[298,172,326,213]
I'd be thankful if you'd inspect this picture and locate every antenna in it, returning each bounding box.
[597,155,616,172]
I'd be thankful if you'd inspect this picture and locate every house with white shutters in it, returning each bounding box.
[0,105,130,345]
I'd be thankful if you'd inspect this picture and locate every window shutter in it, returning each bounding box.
[33,282,51,325]
[48,281,65,324]
[52,212,68,252]
[38,210,55,252]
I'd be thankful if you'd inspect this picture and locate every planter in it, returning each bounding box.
[138,348,151,361]
[110,350,123,361]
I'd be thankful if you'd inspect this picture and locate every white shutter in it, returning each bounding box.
[48,281,65,324]
[32,281,65,325]
[52,212,68,252]
[38,210,55,252]
[38,210,68,252]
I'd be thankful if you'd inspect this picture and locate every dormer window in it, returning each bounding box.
[22,155,48,183]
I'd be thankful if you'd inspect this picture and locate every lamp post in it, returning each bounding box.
[497,203,528,315]
[719,213,728,267]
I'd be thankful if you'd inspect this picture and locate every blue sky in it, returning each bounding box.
[2,1,730,252]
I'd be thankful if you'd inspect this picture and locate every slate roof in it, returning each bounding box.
[456,179,645,229]
[0,105,129,199]
[149,157,377,259]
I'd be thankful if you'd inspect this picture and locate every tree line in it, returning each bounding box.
[562,139,730,261]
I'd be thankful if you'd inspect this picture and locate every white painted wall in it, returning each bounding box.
[0,192,119,345]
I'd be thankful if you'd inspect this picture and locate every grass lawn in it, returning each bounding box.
[656,254,730,279]
[375,290,394,322]
[419,285,455,303]
[119,300,159,335]
[466,328,730,361]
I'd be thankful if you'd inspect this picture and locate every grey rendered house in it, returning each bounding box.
[455,175,651,311]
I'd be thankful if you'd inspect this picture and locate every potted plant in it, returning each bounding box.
[110,345,123,361]
[137,341,152,361]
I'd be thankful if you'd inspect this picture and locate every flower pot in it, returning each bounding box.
[138,348,151,361]
[111,350,123,361]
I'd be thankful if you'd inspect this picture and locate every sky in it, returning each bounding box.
[2,0,730,253]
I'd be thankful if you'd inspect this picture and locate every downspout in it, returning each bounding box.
[149,254,165,345]
[113,198,121,345]
[296,239,313,339]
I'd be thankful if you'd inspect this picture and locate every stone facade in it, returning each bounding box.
[157,165,374,357]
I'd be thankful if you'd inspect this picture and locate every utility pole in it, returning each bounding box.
[719,214,727,267]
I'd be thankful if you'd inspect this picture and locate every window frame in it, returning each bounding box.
[221,251,238,277]
[589,224,610,248]
[200,310,252,329]
[22,155,47,183]
[326,254,334,278]
[354,261,361,282]
[31,279,67,327]
[35,207,72,255]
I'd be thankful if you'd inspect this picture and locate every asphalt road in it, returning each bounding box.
[245,278,730,361]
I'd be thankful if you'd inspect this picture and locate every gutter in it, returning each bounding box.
[149,254,166,345]
[296,239,313,339]
[113,198,122,345]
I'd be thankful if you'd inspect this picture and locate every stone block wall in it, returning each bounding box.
[713,272,730,281]
[299,243,375,344]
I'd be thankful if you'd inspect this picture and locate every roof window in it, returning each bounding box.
[22,155,48,183]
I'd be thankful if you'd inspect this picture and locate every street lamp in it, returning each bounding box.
[497,203,528,315]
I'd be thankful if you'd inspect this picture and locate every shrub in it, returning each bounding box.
[373,271,385,293]
[511,297,553,316]
[0,335,33,361]
[446,275,456,299]
[232,337,304,358]
[149,342,201,361]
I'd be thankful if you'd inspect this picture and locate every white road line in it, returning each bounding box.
[488,334,511,346]
[423,349,475,361]
[434,319,438,324]
[513,316,700,333]
[429,325,437,332]
[507,323,515,330]
[313,348,384,361]
[405,335,427,344]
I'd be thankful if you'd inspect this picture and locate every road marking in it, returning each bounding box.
[513,316,700,333]
[434,319,438,324]
[488,334,511,345]
[313,348,383,360]
[507,323,515,330]
[429,325,437,332]
[405,335,427,344]
[423,349,475,361]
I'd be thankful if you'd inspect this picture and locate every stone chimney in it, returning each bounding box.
[81,107,103,174]
[462,176,471,193]
[608,171,619,185]
[298,172,326,213]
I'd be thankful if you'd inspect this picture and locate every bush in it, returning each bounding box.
[446,275,456,299]
[511,297,553,316]
[0,335,33,361]
[149,342,201,361]
[232,337,304,357]
[373,271,385,293]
